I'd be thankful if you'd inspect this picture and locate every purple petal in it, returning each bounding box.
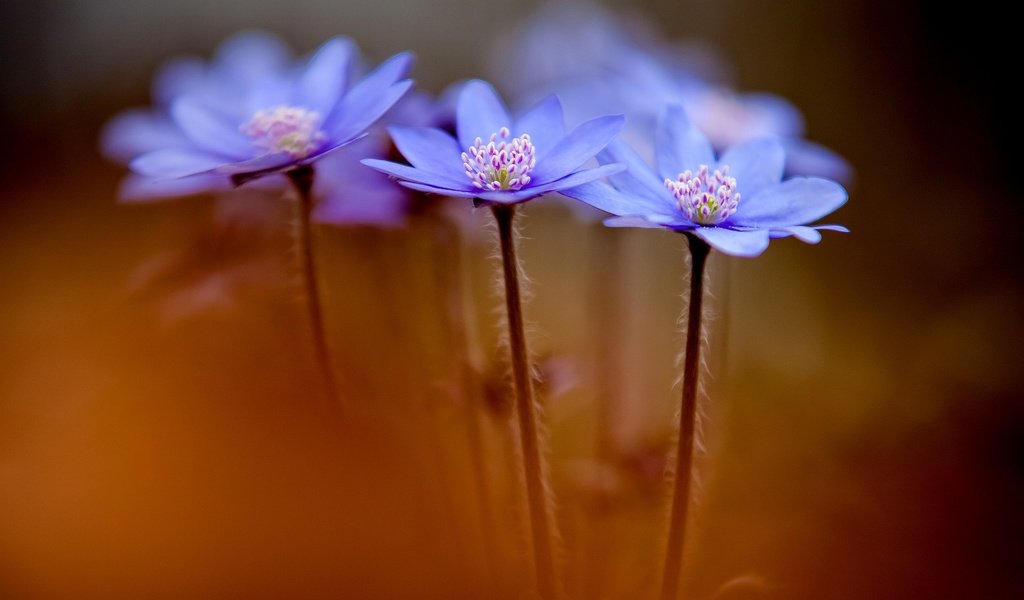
[513,95,565,159]
[101,110,190,163]
[131,149,227,178]
[297,36,356,119]
[529,114,625,184]
[694,227,770,257]
[718,137,785,198]
[477,163,626,204]
[118,173,230,202]
[328,52,415,139]
[782,138,854,183]
[331,80,414,144]
[153,57,206,105]
[456,80,512,150]
[361,158,473,191]
[656,104,714,180]
[315,186,410,228]
[398,181,476,198]
[769,225,821,243]
[561,179,676,218]
[212,30,292,87]
[732,177,848,228]
[598,138,674,209]
[171,97,252,158]
[387,126,466,181]
[603,216,670,230]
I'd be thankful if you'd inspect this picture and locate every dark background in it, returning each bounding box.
[1,1,1021,598]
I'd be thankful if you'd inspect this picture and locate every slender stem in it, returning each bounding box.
[287,166,341,415]
[492,204,558,600]
[594,226,626,463]
[660,233,711,600]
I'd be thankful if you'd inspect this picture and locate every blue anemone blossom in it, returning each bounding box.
[362,80,625,205]
[564,105,848,257]
[122,35,413,187]
[489,3,851,183]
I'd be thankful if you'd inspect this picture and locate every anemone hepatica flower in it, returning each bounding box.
[362,80,625,205]
[126,36,413,187]
[565,105,848,257]
[491,4,851,182]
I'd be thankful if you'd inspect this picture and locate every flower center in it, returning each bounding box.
[664,164,740,226]
[461,127,536,191]
[242,105,326,159]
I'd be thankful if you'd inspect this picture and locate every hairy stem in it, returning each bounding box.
[287,166,341,416]
[492,204,558,599]
[660,233,710,600]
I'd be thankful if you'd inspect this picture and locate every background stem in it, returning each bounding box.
[660,234,710,600]
[287,166,341,416]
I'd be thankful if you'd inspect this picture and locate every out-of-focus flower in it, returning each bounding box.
[107,33,413,191]
[564,106,848,257]
[101,31,296,201]
[362,80,624,205]
[127,190,291,324]
[491,2,852,182]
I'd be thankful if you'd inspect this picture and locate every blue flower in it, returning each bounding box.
[564,105,848,257]
[118,34,413,188]
[490,4,851,183]
[361,80,625,205]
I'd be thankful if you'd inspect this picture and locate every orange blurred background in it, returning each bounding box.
[1,1,1021,598]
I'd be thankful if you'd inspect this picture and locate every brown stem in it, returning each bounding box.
[660,233,710,600]
[286,166,341,416]
[492,204,558,599]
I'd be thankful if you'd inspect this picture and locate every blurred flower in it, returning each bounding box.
[106,32,413,191]
[101,31,296,201]
[127,191,291,325]
[564,105,848,257]
[491,2,852,182]
[362,80,624,205]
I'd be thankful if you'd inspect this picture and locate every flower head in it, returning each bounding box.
[110,33,414,190]
[362,80,625,205]
[490,4,851,183]
[564,105,848,257]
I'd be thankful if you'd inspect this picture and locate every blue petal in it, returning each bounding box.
[118,173,229,202]
[361,158,473,191]
[296,36,356,118]
[131,149,227,178]
[603,216,671,230]
[694,227,771,257]
[513,95,565,159]
[782,138,854,183]
[399,181,477,198]
[212,30,292,86]
[731,177,848,228]
[153,57,206,105]
[315,186,410,228]
[214,152,294,176]
[331,79,414,144]
[171,97,252,158]
[101,110,191,163]
[387,126,466,181]
[656,104,714,180]
[561,179,677,218]
[456,80,512,149]
[328,51,415,136]
[769,224,849,241]
[476,163,625,204]
[598,138,674,209]
[718,137,785,198]
[529,114,625,184]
